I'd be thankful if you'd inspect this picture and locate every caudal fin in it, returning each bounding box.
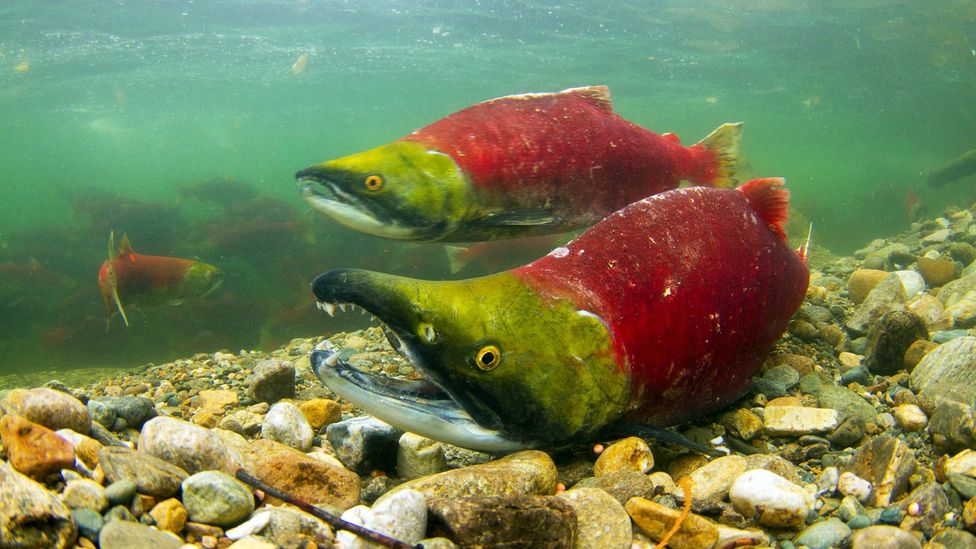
[695,122,742,188]
[737,178,789,242]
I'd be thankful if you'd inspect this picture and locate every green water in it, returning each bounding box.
[1,0,974,376]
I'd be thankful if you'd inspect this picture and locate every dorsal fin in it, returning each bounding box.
[560,85,613,112]
[737,178,789,242]
[118,233,135,257]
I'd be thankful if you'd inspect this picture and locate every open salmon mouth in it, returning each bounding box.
[296,169,418,239]
[309,270,530,452]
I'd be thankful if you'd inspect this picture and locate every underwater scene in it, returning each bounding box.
[2,1,976,548]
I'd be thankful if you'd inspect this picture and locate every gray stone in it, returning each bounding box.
[929,528,976,549]
[337,489,426,549]
[898,481,948,538]
[105,479,138,506]
[0,387,91,435]
[939,275,976,328]
[98,519,182,549]
[801,304,834,324]
[62,478,109,512]
[104,505,137,524]
[764,406,839,436]
[138,416,237,475]
[818,385,878,424]
[248,359,296,404]
[841,365,872,386]
[847,273,910,335]
[863,311,928,375]
[910,336,976,408]
[837,495,865,522]
[182,471,255,528]
[947,472,976,500]
[0,460,78,548]
[219,410,264,437]
[252,505,334,548]
[927,400,976,453]
[573,470,661,506]
[844,436,916,507]
[676,455,748,513]
[87,396,156,431]
[71,507,104,541]
[326,416,403,475]
[261,402,313,452]
[794,518,851,549]
[99,445,188,498]
[851,524,921,549]
[428,495,575,548]
[556,487,631,549]
[396,432,448,480]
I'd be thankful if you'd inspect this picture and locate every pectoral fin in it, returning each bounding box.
[599,421,726,457]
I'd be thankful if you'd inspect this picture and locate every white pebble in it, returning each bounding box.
[729,469,814,528]
[838,472,873,503]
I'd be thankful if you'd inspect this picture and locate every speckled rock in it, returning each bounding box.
[219,410,263,437]
[573,470,661,506]
[794,518,851,549]
[928,529,976,548]
[720,408,764,441]
[243,505,334,548]
[837,471,873,502]
[906,294,951,332]
[556,487,630,549]
[0,414,76,480]
[71,507,103,542]
[182,471,254,528]
[911,336,976,408]
[729,469,814,528]
[326,415,403,475]
[927,400,976,453]
[98,519,182,549]
[428,495,574,549]
[261,402,313,452]
[818,384,878,424]
[764,405,839,435]
[1,387,91,434]
[298,398,342,431]
[87,396,156,431]
[893,404,928,431]
[863,310,928,375]
[851,524,921,548]
[247,359,295,404]
[251,446,360,511]
[675,455,748,513]
[845,435,916,506]
[56,429,102,471]
[396,432,448,480]
[338,489,427,549]
[62,478,109,512]
[149,498,187,534]
[99,446,188,498]
[594,436,653,476]
[848,272,912,335]
[0,460,78,549]
[898,481,948,537]
[847,269,889,305]
[626,496,720,549]
[104,479,137,506]
[939,276,976,328]
[378,450,557,506]
[138,416,237,475]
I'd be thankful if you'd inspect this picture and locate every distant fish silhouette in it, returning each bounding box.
[928,149,976,188]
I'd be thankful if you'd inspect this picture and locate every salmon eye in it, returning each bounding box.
[364,174,384,191]
[475,345,501,371]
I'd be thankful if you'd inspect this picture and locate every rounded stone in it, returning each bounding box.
[893,404,928,431]
[99,446,188,498]
[917,256,956,288]
[248,359,296,404]
[337,489,427,548]
[851,524,922,549]
[62,479,109,513]
[104,479,138,506]
[298,398,342,431]
[148,498,187,534]
[181,471,255,528]
[848,269,889,305]
[863,310,928,375]
[261,402,314,452]
[794,518,851,549]
[1,388,91,435]
[138,417,236,475]
[396,432,448,480]
[838,472,873,503]
[594,436,654,476]
[556,487,631,549]
[729,469,814,528]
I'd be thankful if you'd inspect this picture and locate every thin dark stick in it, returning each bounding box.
[236,469,421,549]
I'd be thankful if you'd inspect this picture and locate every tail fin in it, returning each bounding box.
[696,122,742,188]
[737,178,789,242]
[106,230,130,328]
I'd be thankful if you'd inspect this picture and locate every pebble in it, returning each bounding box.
[98,519,182,549]
[818,384,878,424]
[198,389,238,411]
[225,511,271,540]
[720,408,764,440]
[763,405,839,436]
[218,410,263,437]
[377,450,557,506]
[556,487,631,549]
[62,478,109,512]
[149,498,187,534]
[910,336,976,408]
[593,436,654,476]
[817,466,840,496]
[917,256,957,287]
[892,404,927,431]
[247,359,295,404]
[851,524,922,548]
[0,414,76,480]
[99,446,188,498]
[181,471,254,528]
[338,489,426,548]
[794,517,851,549]
[71,507,104,541]
[626,496,720,548]
[298,398,342,431]
[104,479,137,506]
[928,400,976,453]
[249,505,334,548]
[673,455,747,513]
[573,470,661,506]
[729,469,814,528]
[945,449,976,477]
[847,269,889,305]
[845,435,916,506]
[87,396,156,431]
[261,402,313,452]
[427,495,572,549]
[0,460,78,548]
[326,415,403,475]
[862,310,928,375]
[1,387,91,434]
[396,432,448,480]
[838,471,873,503]
[227,537,275,549]
[138,416,237,475]
[250,444,360,511]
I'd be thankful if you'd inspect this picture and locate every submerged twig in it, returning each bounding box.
[656,476,694,549]
[235,469,421,549]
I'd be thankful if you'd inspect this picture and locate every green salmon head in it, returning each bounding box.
[296,141,470,241]
[309,269,630,452]
[177,261,223,302]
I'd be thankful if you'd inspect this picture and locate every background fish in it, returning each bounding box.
[98,232,223,327]
[309,178,808,451]
[298,85,742,242]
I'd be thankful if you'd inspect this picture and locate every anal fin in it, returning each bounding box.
[599,421,726,457]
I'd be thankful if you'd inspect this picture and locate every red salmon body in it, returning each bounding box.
[513,179,809,426]
[402,86,736,222]
[98,253,195,299]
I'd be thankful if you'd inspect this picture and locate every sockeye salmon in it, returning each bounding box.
[297,85,742,242]
[98,232,223,328]
[308,179,809,452]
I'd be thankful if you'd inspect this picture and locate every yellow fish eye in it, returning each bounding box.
[364,174,384,191]
[475,345,501,371]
